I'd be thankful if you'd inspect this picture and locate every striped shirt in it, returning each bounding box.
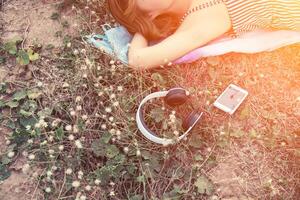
[224,0,300,37]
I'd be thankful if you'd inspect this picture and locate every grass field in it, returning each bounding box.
[0,0,299,199]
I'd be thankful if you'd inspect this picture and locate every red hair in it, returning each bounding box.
[107,0,180,41]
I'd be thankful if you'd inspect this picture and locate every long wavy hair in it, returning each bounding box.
[107,0,180,41]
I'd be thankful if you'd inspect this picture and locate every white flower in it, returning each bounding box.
[28,154,35,160]
[123,147,129,153]
[73,125,79,133]
[48,135,54,142]
[65,168,73,175]
[109,60,115,65]
[27,139,33,144]
[22,151,28,157]
[35,122,41,128]
[98,91,104,96]
[117,86,123,91]
[85,185,91,191]
[48,149,55,155]
[109,191,115,196]
[75,96,82,102]
[7,151,15,158]
[94,179,101,185]
[110,94,116,99]
[109,116,114,122]
[82,115,88,120]
[62,82,70,88]
[72,181,81,188]
[76,105,82,111]
[68,134,75,141]
[37,81,43,87]
[113,101,119,107]
[136,150,141,157]
[51,119,61,127]
[105,107,112,113]
[70,110,76,116]
[80,195,87,200]
[109,129,116,134]
[78,170,84,179]
[109,181,115,186]
[51,166,58,171]
[173,131,179,136]
[46,170,52,177]
[75,140,83,149]
[65,125,72,131]
[116,130,121,136]
[22,164,30,174]
[26,125,31,130]
[45,187,51,193]
[101,124,107,130]
[58,145,64,151]
[73,49,79,55]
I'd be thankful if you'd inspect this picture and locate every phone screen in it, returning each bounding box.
[216,85,247,111]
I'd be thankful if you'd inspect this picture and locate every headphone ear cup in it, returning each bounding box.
[164,88,188,107]
[182,111,201,132]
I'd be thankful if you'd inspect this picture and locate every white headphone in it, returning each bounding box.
[136,88,203,146]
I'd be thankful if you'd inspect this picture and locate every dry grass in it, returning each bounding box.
[0,0,299,199]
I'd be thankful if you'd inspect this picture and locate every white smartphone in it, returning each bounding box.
[213,84,248,115]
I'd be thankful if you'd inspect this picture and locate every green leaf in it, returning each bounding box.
[6,120,15,129]
[194,176,214,195]
[1,156,12,165]
[188,134,203,148]
[136,175,145,183]
[27,88,42,99]
[27,48,39,61]
[16,49,30,65]
[13,90,27,101]
[106,145,119,158]
[0,100,5,108]
[0,163,11,181]
[129,194,143,200]
[194,154,204,161]
[37,107,52,118]
[19,109,33,117]
[77,118,85,131]
[106,154,125,166]
[6,101,19,108]
[21,100,38,112]
[91,139,106,157]
[55,126,64,140]
[4,41,17,55]
[240,106,250,119]
[100,132,112,144]
[151,72,167,85]
[19,117,37,128]
[0,83,7,93]
[230,129,244,138]
[94,165,116,184]
[150,107,165,123]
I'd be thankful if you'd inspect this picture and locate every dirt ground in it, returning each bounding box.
[0,0,80,199]
[0,0,299,199]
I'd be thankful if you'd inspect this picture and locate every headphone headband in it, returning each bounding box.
[136,88,203,146]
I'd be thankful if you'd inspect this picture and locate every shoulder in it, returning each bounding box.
[175,0,231,37]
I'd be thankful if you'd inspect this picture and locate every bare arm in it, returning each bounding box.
[128,5,231,70]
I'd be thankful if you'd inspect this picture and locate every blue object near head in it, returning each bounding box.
[82,25,133,64]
